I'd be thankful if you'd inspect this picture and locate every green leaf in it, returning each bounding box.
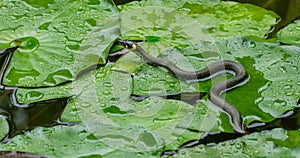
[180,1,279,38]
[0,0,120,87]
[277,20,300,46]
[114,0,278,73]
[0,115,9,140]
[169,129,300,158]
[0,123,161,158]
[15,63,205,152]
[64,64,203,151]
[119,0,278,39]
[1,0,299,157]
[15,35,299,153]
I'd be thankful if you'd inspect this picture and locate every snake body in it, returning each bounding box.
[120,40,249,133]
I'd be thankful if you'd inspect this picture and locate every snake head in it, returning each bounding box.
[119,40,136,50]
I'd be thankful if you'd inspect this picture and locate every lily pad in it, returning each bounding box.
[14,63,205,152]
[169,128,300,158]
[119,0,278,39]
[64,63,204,151]
[0,123,162,158]
[1,0,299,157]
[15,35,300,153]
[0,0,120,87]
[277,20,300,46]
[115,0,298,130]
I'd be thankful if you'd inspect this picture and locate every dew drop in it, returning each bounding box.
[103,90,110,95]
[235,142,242,149]
[24,0,55,8]
[90,109,96,113]
[144,99,150,104]
[291,66,298,71]
[278,66,287,73]
[180,151,186,155]
[283,84,292,90]
[25,91,44,101]
[10,36,40,53]
[273,99,287,107]
[85,19,97,27]
[248,41,256,48]
[121,86,128,91]
[103,82,112,87]
[38,22,51,31]
[100,103,106,107]
[96,72,106,78]
[81,103,91,108]
[229,141,235,146]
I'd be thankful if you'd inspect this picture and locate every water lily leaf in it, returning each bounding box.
[169,128,300,158]
[65,63,203,151]
[114,0,278,75]
[20,36,300,149]
[0,123,161,158]
[16,62,208,151]
[119,0,278,39]
[7,35,300,155]
[277,20,300,46]
[0,0,120,87]
[180,1,278,38]
[1,0,298,157]
[113,3,215,72]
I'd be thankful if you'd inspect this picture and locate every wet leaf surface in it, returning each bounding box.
[0,0,120,87]
[168,128,300,158]
[277,20,300,46]
[0,0,299,157]
[9,36,299,156]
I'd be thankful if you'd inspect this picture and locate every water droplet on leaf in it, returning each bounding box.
[103,91,110,95]
[10,36,40,53]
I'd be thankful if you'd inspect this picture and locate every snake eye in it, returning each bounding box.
[120,40,135,49]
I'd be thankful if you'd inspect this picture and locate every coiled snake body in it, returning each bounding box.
[120,40,249,133]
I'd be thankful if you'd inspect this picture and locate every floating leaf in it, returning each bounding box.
[1,0,299,157]
[169,128,300,158]
[277,20,300,46]
[119,0,278,39]
[0,123,162,158]
[0,0,120,87]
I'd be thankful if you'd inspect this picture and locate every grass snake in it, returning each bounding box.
[120,40,249,133]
